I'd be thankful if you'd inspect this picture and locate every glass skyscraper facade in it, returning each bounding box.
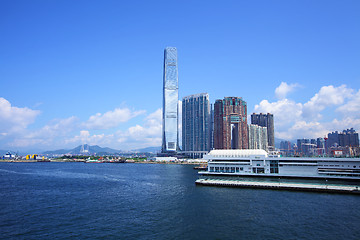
[182,93,211,152]
[162,47,179,152]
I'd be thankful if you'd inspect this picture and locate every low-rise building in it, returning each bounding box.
[202,149,360,179]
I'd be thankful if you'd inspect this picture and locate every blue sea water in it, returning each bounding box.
[0,162,359,240]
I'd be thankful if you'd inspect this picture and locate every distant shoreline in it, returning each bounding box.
[0,159,203,165]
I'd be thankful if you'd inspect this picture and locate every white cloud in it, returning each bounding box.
[8,116,79,148]
[5,82,358,151]
[326,117,360,133]
[83,108,145,130]
[0,97,40,134]
[0,101,158,150]
[65,130,108,146]
[254,99,302,128]
[119,108,162,149]
[277,121,327,140]
[275,82,300,99]
[254,83,360,141]
[145,108,162,126]
[61,109,163,150]
[336,89,360,118]
[302,85,353,120]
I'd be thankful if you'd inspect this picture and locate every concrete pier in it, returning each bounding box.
[195,178,360,194]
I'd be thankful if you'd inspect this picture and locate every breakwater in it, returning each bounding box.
[196,178,360,194]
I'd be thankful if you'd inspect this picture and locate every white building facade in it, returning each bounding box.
[248,124,268,151]
[203,149,360,179]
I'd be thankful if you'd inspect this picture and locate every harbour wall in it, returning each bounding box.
[195,178,360,195]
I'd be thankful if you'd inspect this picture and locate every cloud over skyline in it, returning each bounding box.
[254,83,360,140]
[1,0,359,153]
[0,82,359,151]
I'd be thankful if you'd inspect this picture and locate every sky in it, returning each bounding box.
[0,0,359,151]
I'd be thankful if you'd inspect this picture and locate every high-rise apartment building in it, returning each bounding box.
[182,93,211,154]
[251,113,275,150]
[248,124,268,151]
[162,47,179,153]
[296,138,317,156]
[316,137,325,156]
[210,104,214,150]
[213,97,248,149]
[327,128,359,151]
[280,140,293,156]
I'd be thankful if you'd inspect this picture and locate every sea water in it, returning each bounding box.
[0,162,359,239]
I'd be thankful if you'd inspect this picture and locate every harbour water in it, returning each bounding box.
[1,162,360,239]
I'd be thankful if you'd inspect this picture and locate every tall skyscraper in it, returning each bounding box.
[162,47,179,153]
[210,103,214,150]
[213,97,248,149]
[182,93,211,153]
[251,113,275,150]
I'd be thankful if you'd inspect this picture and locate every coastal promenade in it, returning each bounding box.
[196,178,360,194]
[0,160,37,162]
[0,159,203,165]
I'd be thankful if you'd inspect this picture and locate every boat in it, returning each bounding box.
[110,159,126,163]
[194,164,208,170]
[85,159,103,163]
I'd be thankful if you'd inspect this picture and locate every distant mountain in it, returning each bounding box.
[42,144,120,155]
[131,146,161,153]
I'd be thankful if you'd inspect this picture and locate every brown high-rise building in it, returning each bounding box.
[214,97,248,149]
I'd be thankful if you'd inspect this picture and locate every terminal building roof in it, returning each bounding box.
[207,149,268,158]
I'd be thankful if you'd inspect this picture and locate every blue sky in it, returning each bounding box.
[1,0,359,151]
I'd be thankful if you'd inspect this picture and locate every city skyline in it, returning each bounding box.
[1,1,359,151]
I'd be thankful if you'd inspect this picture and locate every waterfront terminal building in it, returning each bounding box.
[201,149,360,180]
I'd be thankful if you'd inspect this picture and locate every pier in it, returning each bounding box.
[195,178,360,194]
